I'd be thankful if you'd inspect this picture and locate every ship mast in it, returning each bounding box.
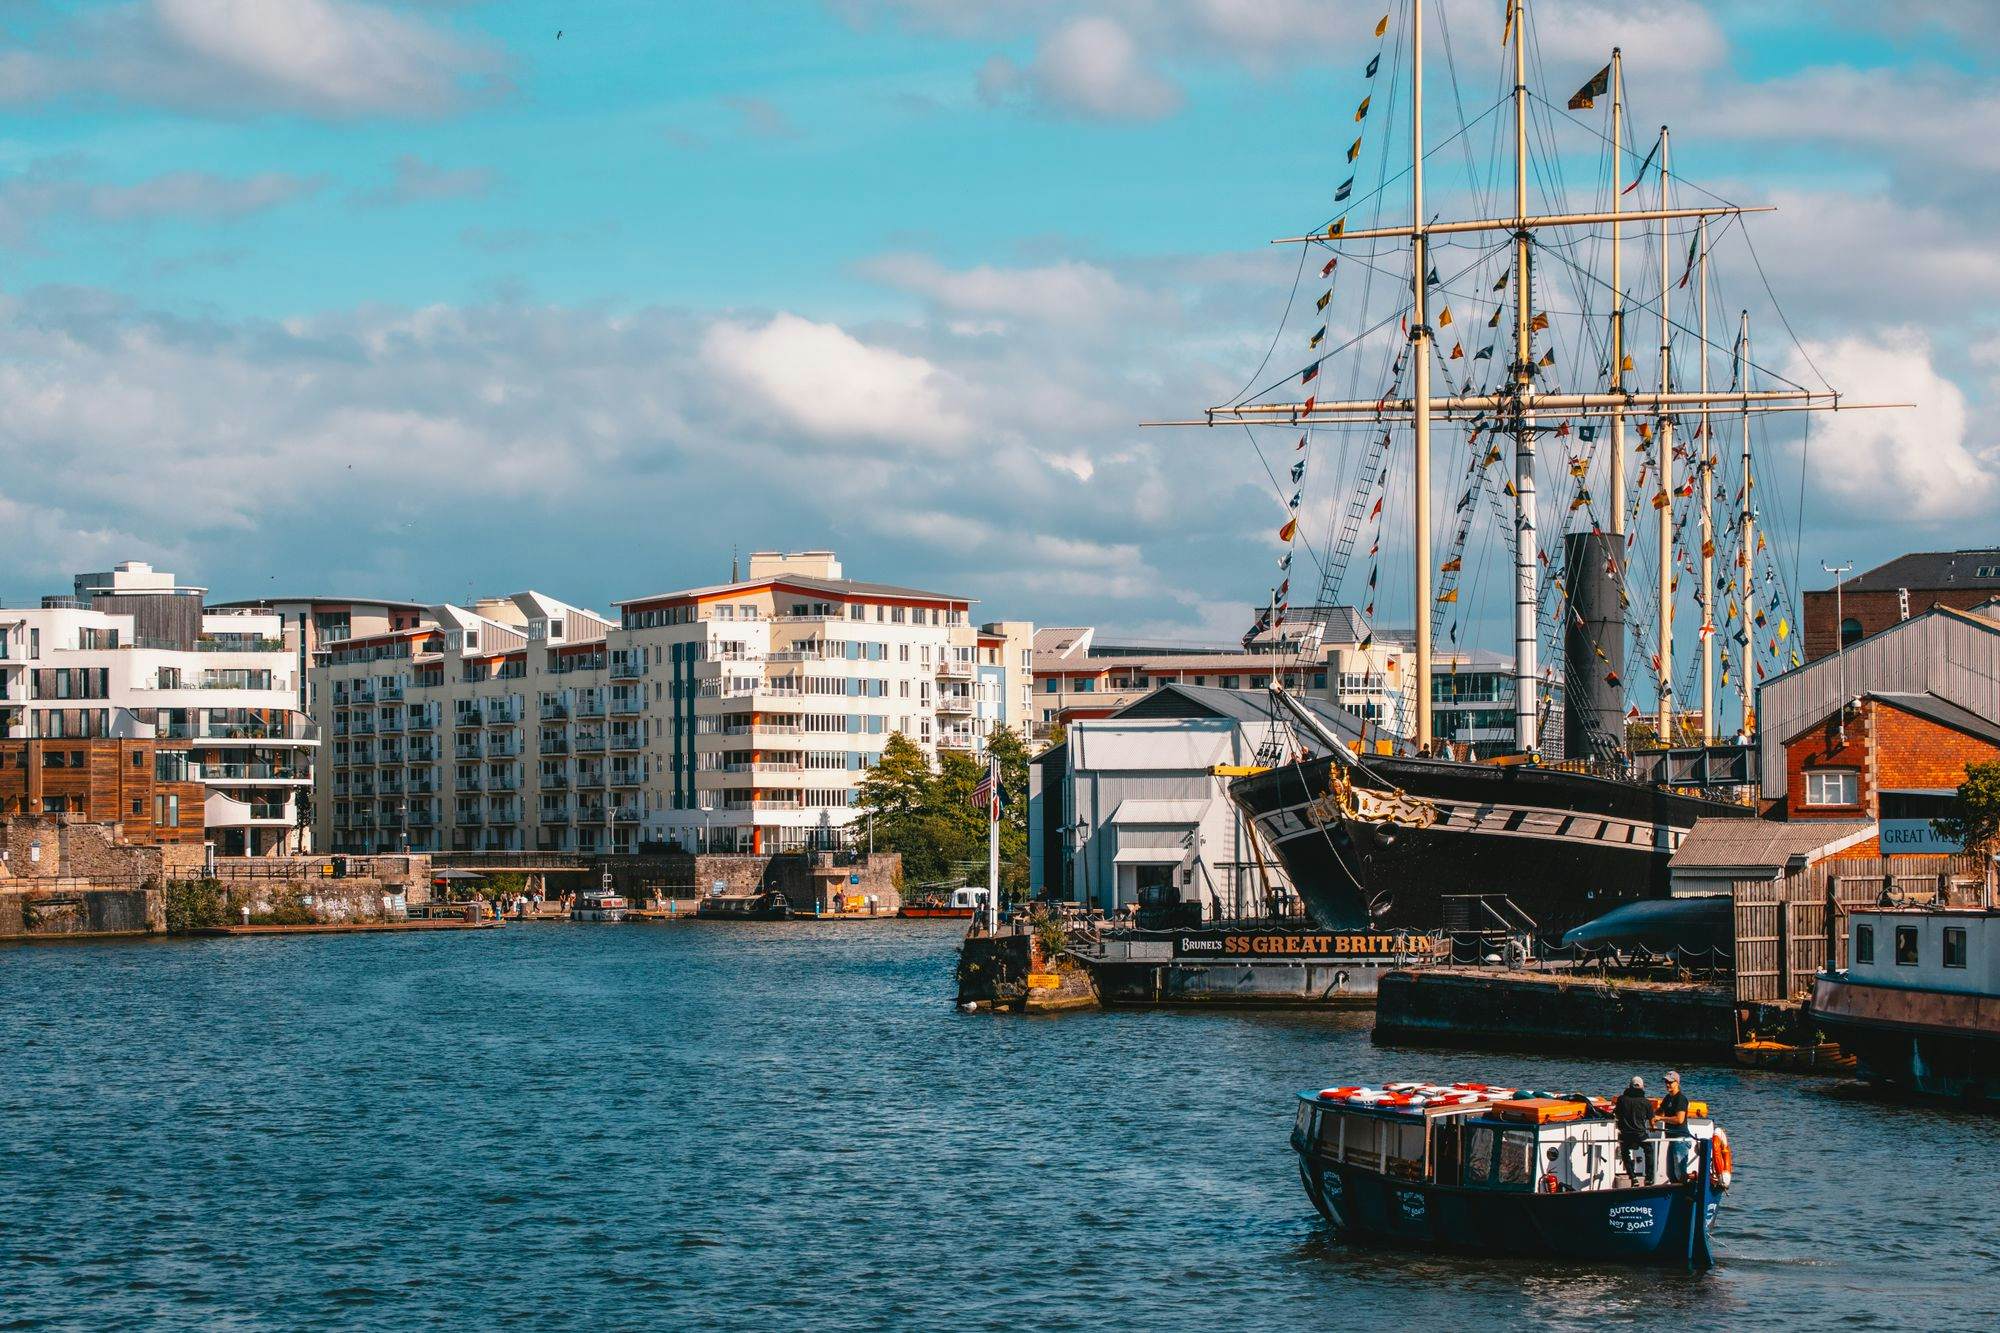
[1696,214,1714,744]
[1654,127,1674,743]
[1412,0,1435,752]
[1608,49,1626,544]
[1509,0,1539,752]
[1737,310,1755,736]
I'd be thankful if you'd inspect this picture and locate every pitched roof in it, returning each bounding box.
[1865,691,2000,746]
[1668,817,1876,873]
[615,573,965,607]
[1113,682,1366,744]
[1838,549,2000,593]
[1033,626,1094,659]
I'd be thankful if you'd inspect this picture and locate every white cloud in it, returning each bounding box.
[860,252,1170,328]
[701,312,971,449]
[0,158,323,245]
[0,0,504,119]
[1783,330,1998,521]
[978,16,1181,121]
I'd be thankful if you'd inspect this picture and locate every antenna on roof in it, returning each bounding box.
[731,545,740,583]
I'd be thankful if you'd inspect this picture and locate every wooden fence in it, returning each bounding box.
[1733,854,1988,1003]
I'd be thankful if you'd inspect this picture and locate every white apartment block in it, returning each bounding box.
[311,551,1034,858]
[0,562,317,855]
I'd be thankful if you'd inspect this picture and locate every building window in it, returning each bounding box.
[1804,769,1858,807]
[1839,617,1863,648]
[1854,924,1873,965]
[1894,925,1918,966]
[1943,927,1967,969]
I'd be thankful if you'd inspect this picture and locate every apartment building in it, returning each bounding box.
[210,593,429,716]
[0,562,317,855]
[311,550,1031,858]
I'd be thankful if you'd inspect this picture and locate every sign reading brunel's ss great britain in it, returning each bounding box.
[1172,931,1440,960]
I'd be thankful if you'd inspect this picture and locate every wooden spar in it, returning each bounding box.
[1411,0,1434,750]
[1610,49,1626,545]
[1143,400,1908,428]
[1511,0,1538,753]
[1274,204,1768,244]
[1738,311,1755,737]
[1198,386,1836,417]
[1656,126,1674,743]
[1704,213,1720,740]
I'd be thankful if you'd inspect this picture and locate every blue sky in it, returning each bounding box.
[1,0,1995,677]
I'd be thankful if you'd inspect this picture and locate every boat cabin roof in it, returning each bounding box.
[1298,1082,1640,1128]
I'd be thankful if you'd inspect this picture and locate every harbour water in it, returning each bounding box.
[4,922,1995,1329]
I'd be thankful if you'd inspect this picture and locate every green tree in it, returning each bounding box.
[1934,760,2000,854]
[1038,721,1067,753]
[855,732,931,818]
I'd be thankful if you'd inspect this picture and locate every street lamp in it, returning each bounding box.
[699,798,713,854]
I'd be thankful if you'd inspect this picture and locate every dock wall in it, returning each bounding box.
[1374,969,1738,1057]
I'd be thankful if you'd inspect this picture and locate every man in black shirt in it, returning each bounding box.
[1657,1070,1692,1180]
[1613,1076,1652,1184]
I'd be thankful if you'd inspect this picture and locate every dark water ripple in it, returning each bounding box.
[2,921,1996,1330]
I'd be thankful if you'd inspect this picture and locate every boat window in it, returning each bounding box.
[1497,1131,1535,1187]
[1855,924,1874,965]
[1386,1123,1425,1180]
[1296,1104,1314,1141]
[1463,1126,1496,1185]
[1316,1110,1343,1154]
[1895,925,1919,966]
[1943,927,1967,969]
[1343,1116,1382,1171]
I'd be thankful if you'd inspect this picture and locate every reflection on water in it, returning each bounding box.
[2,921,1994,1329]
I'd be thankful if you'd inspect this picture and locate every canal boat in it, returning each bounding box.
[900,886,988,919]
[1809,903,2000,1103]
[696,889,791,921]
[570,891,629,923]
[1291,1081,1729,1270]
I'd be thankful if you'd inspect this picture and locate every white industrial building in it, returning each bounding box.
[1029,684,1362,919]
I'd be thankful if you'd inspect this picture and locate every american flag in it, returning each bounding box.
[970,767,999,820]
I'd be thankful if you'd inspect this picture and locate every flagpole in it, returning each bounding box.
[1655,126,1674,744]
[1412,0,1434,753]
[1609,49,1626,553]
[1510,0,1539,753]
[1697,213,1715,744]
[1738,310,1755,738]
[986,752,1000,936]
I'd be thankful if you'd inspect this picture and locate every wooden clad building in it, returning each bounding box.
[0,738,205,845]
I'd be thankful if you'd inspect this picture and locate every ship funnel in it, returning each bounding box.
[1563,531,1626,759]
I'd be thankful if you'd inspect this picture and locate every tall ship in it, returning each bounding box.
[1160,1,1903,934]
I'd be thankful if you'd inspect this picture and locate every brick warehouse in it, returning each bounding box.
[1781,692,2000,856]
[1802,548,2000,662]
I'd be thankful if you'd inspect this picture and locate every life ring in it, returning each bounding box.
[1713,1127,1733,1189]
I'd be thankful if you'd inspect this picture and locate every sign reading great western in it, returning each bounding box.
[1173,931,1438,960]
[1877,819,1961,854]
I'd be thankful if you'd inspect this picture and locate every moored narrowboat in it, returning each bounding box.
[1290,1081,1730,1270]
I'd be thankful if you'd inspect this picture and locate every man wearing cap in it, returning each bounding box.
[1613,1076,1653,1184]
[1657,1071,1693,1181]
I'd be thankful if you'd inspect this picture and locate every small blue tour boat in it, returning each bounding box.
[1291,1081,1730,1270]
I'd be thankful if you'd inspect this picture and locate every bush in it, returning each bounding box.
[164,879,227,934]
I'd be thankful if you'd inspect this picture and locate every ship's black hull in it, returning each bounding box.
[1232,755,1753,935]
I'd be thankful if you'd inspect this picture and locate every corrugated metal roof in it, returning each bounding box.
[1865,691,2000,746]
[1668,818,1875,872]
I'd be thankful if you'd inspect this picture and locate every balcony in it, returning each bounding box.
[540,735,570,755]
[407,710,440,732]
[540,804,572,823]
[937,692,975,715]
[488,736,523,759]
[611,805,641,824]
[609,727,643,751]
[574,733,606,753]
[454,738,485,760]
[351,684,377,704]
[610,689,643,714]
[454,709,484,729]
[348,718,376,735]
[577,803,608,823]
[574,697,606,718]
[378,712,404,733]
[486,702,521,726]
[456,773,484,792]
[455,808,485,826]
[408,740,440,763]
[487,774,521,793]
[539,701,569,721]
[379,681,405,701]
[937,659,974,679]
[610,658,643,680]
[609,764,646,786]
